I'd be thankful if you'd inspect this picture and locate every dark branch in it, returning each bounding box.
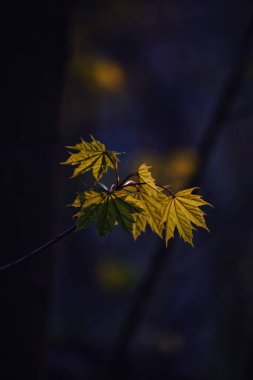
[0,225,76,273]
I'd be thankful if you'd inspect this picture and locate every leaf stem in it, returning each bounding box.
[105,152,120,187]
[121,182,146,188]
[156,184,175,197]
[118,173,175,197]
[0,225,76,272]
[118,172,138,188]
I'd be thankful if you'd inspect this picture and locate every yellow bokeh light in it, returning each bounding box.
[69,55,126,92]
[95,259,138,293]
[132,149,199,192]
[91,59,125,91]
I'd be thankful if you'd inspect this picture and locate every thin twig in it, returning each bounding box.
[0,225,76,272]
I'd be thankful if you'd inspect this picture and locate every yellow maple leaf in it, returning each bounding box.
[160,188,211,246]
[137,163,160,195]
[120,164,163,239]
[132,187,164,240]
[62,136,120,181]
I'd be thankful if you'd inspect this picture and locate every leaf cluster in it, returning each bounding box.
[62,136,211,246]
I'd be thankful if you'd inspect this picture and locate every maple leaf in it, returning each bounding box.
[137,163,160,195]
[63,137,212,246]
[121,164,164,239]
[73,189,143,237]
[160,187,211,246]
[62,136,120,181]
[131,187,165,239]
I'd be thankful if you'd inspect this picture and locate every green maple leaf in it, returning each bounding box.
[62,136,120,181]
[73,189,143,237]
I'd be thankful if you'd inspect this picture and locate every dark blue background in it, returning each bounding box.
[1,1,253,379]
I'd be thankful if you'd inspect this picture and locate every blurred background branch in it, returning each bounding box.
[106,14,253,380]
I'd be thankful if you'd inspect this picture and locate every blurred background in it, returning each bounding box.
[2,0,253,379]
